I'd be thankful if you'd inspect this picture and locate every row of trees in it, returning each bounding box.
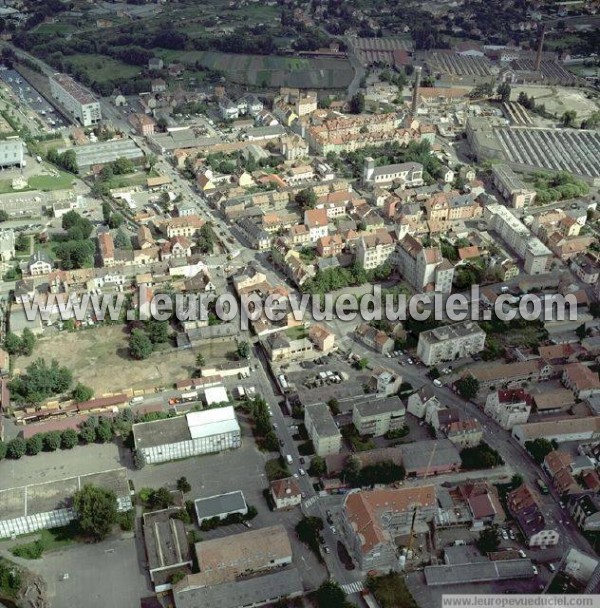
[301,262,393,295]
[4,328,36,357]
[342,456,406,488]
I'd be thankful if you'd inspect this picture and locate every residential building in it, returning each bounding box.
[98,231,115,267]
[571,253,600,285]
[270,477,302,510]
[444,419,483,448]
[492,164,536,208]
[49,73,101,126]
[484,389,532,430]
[0,137,24,168]
[27,251,52,276]
[468,359,551,389]
[305,402,342,456]
[132,407,241,464]
[483,204,551,274]
[341,486,437,571]
[237,216,271,250]
[355,323,394,355]
[218,97,239,120]
[407,386,440,419]
[396,235,454,293]
[368,367,402,396]
[262,332,314,362]
[308,324,336,352]
[417,321,486,366]
[562,363,600,399]
[352,396,405,437]
[316,234,344,258]
[357,231,395,270]
[129,113,156,136]
[163,215,204,238]
[452,481,506,528]
[304,208,329,242]
[506,484,559,548]
[570,495,600,532]
[362,157,424,187]
[194,491,248,525]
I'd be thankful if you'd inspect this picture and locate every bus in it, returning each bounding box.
[536,478,549,494]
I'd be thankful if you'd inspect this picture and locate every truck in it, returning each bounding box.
[235,386,246,400]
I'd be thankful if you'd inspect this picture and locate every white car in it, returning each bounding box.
[433,379,443,387]
[330,526,337,535]
[299,468,306,476]
[518,550,526,558]
[532,566,538,575]
[501,530,508,540]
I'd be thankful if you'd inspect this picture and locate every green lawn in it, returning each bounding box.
[10,523,80,559]
[105,171,148,189]
[0,171,75,194]
[286,325,308,340]
[66,54,141,83]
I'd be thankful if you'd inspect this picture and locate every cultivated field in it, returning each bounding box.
[16,325,237,394]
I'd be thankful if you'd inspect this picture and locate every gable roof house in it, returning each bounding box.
[506,484,559,548]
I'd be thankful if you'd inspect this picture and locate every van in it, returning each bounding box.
[285,454,293,465]
[129,396,144,405]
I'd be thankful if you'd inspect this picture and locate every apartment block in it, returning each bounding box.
[492,164,536,208]
[50,73,101,127]
[484,204,551,275]
[396,235,454,293]
[416,321,486,366]
[304,402,341,456]
[352,396,406,437]
[357,231,395,270]
[484,389,532,430]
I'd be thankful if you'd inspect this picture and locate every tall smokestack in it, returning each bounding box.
[411,66,422,117]
[534,23,546,72]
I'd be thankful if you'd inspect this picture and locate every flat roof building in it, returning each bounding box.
[0,137,24,168]
[425,559,535,586]
[352,396,406,437]
[50,73,101,127]
[305,402,341,456]
[58,139,144,172]
[132,407,241,464]
[143,508,193,592]
[492,164,536,209]
[193,490,247,525]
[416,321,486,366]
[0,468,131,539]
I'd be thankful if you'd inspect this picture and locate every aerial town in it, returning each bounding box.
[0,0,598,607]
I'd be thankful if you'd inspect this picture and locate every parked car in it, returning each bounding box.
[518,550,526,558]
[433,379,443,387]
[330,526,337,535]
[299,457,305,465]
[548,563,556,572]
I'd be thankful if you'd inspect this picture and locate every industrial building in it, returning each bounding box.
[352,396,406,437]
[304,402,342,456]
[193,490,248,525]
[49,73,101,127]
[416,321,486,366]
[0,468,132,538]
[0,137,24,168]
[58,139,144,172]
[132,407,241,464]
[425,559,535,586]
[484,204,552,274]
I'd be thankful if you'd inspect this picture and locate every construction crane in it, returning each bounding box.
[404,441,438,565]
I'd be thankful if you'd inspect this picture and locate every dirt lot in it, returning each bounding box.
[16,325,236,394]
[511,85,599,121]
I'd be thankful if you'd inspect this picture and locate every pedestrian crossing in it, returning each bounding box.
[302,495,319,509]
[341,581,364,595]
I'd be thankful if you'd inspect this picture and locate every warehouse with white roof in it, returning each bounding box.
[132,406,241,464]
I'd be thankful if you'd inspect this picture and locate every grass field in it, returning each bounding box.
[16,325,236,394]
[0,171,75,194]
[65,54,142,83]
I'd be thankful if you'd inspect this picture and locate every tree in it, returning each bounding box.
[108,213,124,229]
[196,353,205,367]
[525,438,553,464]
[73,484,118,541]
[26,434,43,456]
[357,357,369,370]
[43,431,62,452]
[15,232,28,252]
[6,437,26,459]
[72,383,94,403]
[21,328,36,356]
[114,228,130,249]
[496,82,511,103]
[315,581,347,608]
[237,341,250,360]
[0,209,8,222]
[349,92,365,114]
[129,329,153,360]
[294,187,317,210]
[455,376,480,400]
[146,153,157,171]
[327,398,340,415]
[133,449,146,470]
[4,332,22,355]
[511,473,523,486]
[95,417,114,443]
[149,487,175,510]
[102,202,112,224]
[59,149,78,173]
[561,110,577,128]
[9,358,73,404]
[308,455,326,477]
[111,157,134,175]
[0,440,6,460]
[576,323,587,340]
[61,428,79,449]
[476,526,500,554]
[145,319,169,344]
[79,418,98,444]
[177,477,191,493]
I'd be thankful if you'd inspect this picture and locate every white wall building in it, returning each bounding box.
[305,402,341,456]
[133,407,241,464]
[416,321,486,366]
[352,396,405,437]
[484,389,531,430]
[0,137,24,168]
[50,73,101,127]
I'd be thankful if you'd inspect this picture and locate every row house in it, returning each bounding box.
[98,232,115,267]
[160,236,191,261]
[237,216,271,250]
[316,235,343,258]
[304,208,329,242]
[288,224,311,246]
[468,359,552,389]
[354,323,394,355]
[162,215,204,239]
[443,419,483,448]
[271,238,316,288]
[543,450,580,496]
[562,363,600,400]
